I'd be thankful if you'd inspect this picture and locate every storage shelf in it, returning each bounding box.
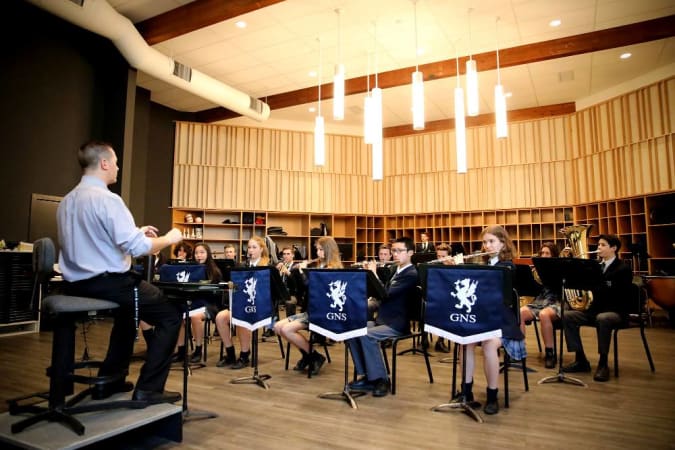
[172,191,673,273]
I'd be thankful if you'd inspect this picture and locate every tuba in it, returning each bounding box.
[561,224,594,310]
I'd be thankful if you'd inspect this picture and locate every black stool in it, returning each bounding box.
[8,238,147,435]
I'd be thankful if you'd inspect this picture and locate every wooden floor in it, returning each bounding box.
[1,316,674,450]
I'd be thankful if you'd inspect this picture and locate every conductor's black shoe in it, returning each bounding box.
[216,356,236,368]
[348,377,375,391]
[132,389,182,404]
[544,353,557,369]
[593,365,610,382]
[230,357,250,370]
[483,399,499,415]
[310,353,326,376]
[91,380,134,400]
[372,378,390,397]
[562,360,591,373]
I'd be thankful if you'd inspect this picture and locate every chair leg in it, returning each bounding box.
[451,343,459,396]
[503,353,510,409]
[284,341,291,371]
[390,340,398,395]
[422,334,434,385]
[532,320,542,353]
[613,330,619,377]
[521,357,529,392]
[277,334,285,359]
[640,325,656,372]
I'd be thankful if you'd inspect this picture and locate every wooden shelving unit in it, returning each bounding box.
[172,192,674,274]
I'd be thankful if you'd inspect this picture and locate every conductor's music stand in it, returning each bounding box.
[420,264,511,423]
[155,281,222,422]
[307,269,380,409]
[229,267,274,390]
[533,257,602,387]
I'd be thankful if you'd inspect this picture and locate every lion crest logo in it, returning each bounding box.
[326,280,348,312]
[243,277,257,305]
[451,278,479,313]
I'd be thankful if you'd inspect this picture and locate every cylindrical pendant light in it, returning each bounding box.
[333,9,344,121]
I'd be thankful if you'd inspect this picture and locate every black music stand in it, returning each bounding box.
[421,264,511,423]
[533,257,602,387]
[308,269,381,409]
[229,267,274,390]
[156,281,222,422]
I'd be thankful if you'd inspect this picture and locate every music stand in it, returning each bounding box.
[229,267,274,390]
[420,264,510,423]
[307,269,380,409]
[155,281,222,422]
[533,257,602,387]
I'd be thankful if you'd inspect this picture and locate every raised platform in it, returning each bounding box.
[0,394,182,450]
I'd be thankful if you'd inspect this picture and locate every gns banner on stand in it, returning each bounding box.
[230,267,273,331]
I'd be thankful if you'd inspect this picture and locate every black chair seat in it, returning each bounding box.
[44,295,119,314]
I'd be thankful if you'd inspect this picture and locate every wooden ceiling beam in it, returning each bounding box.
[195,15,675,124]
[136,0,287,46]
[383,103,576,138]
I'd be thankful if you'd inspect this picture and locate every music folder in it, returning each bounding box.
[420,264,511,345]
[532,257,603,292]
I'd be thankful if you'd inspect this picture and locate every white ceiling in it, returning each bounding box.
[108,0,675,132]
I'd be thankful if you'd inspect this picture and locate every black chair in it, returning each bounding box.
[380,286,434,395]
[8,238,146,435]
[610,282,655,377]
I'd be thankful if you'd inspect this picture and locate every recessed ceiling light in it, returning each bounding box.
[308,70,317,77]
[309,106,316,113]
[235,21,247,29]
[549,19,561,27]
[620,52,632,60]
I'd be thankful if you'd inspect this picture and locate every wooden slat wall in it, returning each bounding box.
[173,77,674,213]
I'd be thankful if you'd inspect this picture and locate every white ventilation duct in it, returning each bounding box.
[26,0,270,121]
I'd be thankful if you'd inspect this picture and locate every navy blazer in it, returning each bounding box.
[589,258,632,319]
[376,264,419,334]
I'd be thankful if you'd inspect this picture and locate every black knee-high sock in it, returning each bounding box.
[576,350,588,363]
[225,345,236,361]
[462,380,474,400]
[598,353,608,367]
[239,350,250,361]
[545,347,554,355]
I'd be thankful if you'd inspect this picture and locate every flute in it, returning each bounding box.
[428,252,495,264]
[352,260,396,267]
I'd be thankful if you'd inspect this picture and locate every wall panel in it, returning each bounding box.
[173,77,674,214]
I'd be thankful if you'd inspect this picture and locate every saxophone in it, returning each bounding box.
[561,224,595,310]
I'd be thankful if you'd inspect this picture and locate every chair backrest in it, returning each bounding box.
[406,285,424,323]
[33,237,56,283]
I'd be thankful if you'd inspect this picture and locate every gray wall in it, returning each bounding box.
[0,0,193,245]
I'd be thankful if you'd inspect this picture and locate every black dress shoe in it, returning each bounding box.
[91,380,134,400]
[483,399,499,415]
[132,389,182,404]
[450,393,481,409]
[593,365,610,382]
[310,353,326,376]
[216,356,236,367]
[562,360,591,373]
[230,357,250,370]
[348,377,374,391]
[293,357,309,371]
[372,378,390,397]
[190,351,202,364]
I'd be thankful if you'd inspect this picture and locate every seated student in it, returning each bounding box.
[433,243,454,353]
[276,246,298,315]
[365,244,395,321]
[273,237,342,375]
[173,242,193,262]
[519,242,561,368]
[215,236,271,369]
[347,236,419,397]
[223,243,237,264]
[455,225,525,415]
[171,243,222,364]
[562,234,632,382]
